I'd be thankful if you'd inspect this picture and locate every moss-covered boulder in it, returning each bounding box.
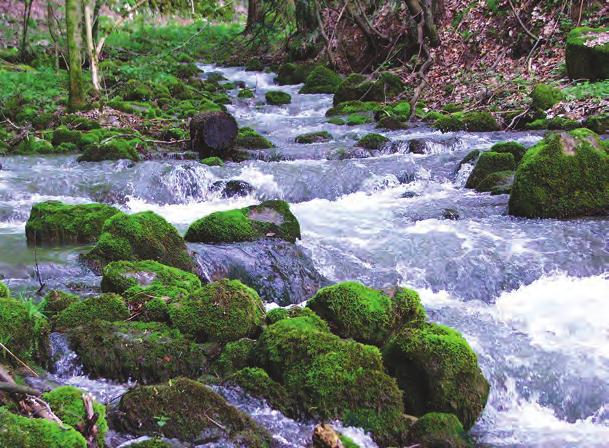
[227,367,293,415]
[465,151,516,190]
[237,88,255,99]
[54,293,129,330]
[0,407,86,448]
[333,72,404,106]
[435,112,499,133]
[407,412,470,448]
[78,138,143,162]
[275,62,315,85]
[530,84,564,111]
[383,322,489,430]
[52,126,83,147]
[68,321,207,383]
[295,131,333,144]
[185,200,300,244]
[118,378,272,446]
[42,290,80,319]
[299,66,342,94]
[169,279,264,343]
[43,386,108,447]
[584,113,609,134]
[14,136,55,154]
[236,127,274,149]
[200,156,225,166]
[0,297,49,365]
[307,282,425,346]
[25,201,120,246]
[212,338,257,377]
[566,27,609,81]
[509,129,609,218]
[476,170,514,195]
[101,260,201,322]
[356,133,389,150]
[86,211,194,271]
[326,100,382,117]
[490,141,527,164]
[254,314,409,445]
[265,90,292,105]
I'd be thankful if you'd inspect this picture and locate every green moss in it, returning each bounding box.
[566,27,609,81]
[530,84,564,111]
[376,116,408,130]
[87,211,194,271]
[407,412,470,447]
[333,72,404,105]
[475,170,514,194]
[339,434,361,448]
[584,113,609,134]
[295,131,333,144]
[119,79,154,101]
[0,297,49,365]
[25,200,120,246]
[265,307,289,325]
[118,378,272,445]
[54,293,129,330]
[236,127,274,149]
[328,117,346,125]
[43,290,80,319]
[237,88,255,99]
[356,133,389,150]
[265,90,292,105]
[61,114,100,130]
[51,126,83,147]
[101,260,201,322]
[169,279,264,343]
[69,321,208,383]
[465,151,515,189]
[185,200,300,244]
[213,338,257,376]
[299,66,342,94]
[490,141,527,163]
[201,156,225,166]
[43,386,108,447]
[128,439,172,448]
[509,129,609,218]
[435,114,464,132]
[383,322,490,430]
[14,136,55,154]
[78,137,143,162]
[227,367,293,415]
[275,62,315,85]
[0,281,9,298]
[254,314,409,445]
[461,111,500,131]
[0,407,86,447]
[346,113,372,126]
[307,282,425,346]
[326,100,382,117]
[246,59,264,71]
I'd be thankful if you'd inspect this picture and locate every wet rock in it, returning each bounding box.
[192,239,327,305]
[275,62,315,85]
[211,179,255,198]
[118,378,273,445]
[235,127,274,149]
[407,412,470,448]
[476,171,514,195]
[566,27,609,81]
[401,191,419,198]
[465,151,515,190]
[312,423,343,448]
[225,367,293,416]
[408,138,428,154]
[442,208,460,220]
[356,133,389,150]
[295,131,333,144]
[299,66,342,94]
[189,111,238,159]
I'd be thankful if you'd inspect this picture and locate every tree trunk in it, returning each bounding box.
[66,0,86,111]
[83,0,101,95]
[245,0,263,33]
[20,0,34,61]
[189,111,238,159]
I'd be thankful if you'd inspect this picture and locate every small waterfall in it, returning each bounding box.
[50,332,85,377]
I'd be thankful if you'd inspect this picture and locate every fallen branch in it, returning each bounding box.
[507,0,539,41]
[0,343,39,377]
[0,381,41,396]
[77,393,99,448]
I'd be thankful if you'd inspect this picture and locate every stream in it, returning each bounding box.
[1,64,609,447]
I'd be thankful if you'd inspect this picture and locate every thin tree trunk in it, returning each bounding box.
[66,0,86,111]
[245,0,262,33]
[83,0,100,94]
[20,0,34,61]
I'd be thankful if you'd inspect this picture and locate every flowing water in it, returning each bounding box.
[1,64,608,447]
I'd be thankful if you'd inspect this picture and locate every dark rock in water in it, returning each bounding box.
[189,111,238,159]
[442,208,460,220]
[191,240,328,305]
[409,138,428,154]
[211,180,255,198]
[401,191,419,198]
[396,170,415,184]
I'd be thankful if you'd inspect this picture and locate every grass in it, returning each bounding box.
[563,80,609,100]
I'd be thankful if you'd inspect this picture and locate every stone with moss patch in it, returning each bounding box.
[236,127,274,149]
[295,131,333,144]
[0,407,86,448]
[265,90,292,105]
[465,152,515,190]
[43,386,108,447]
[213,338,257,377]
[326,100,382,117]
[490,141,527,164]
[227,367,293,415]
[509,129,609,218]
[356,133,389,150]
[200,156,224,166]
[475,170,514,195]
[237,88,255,99]
[86,211,194,271]
[118,377,272,445]
[43,290,80,319]
[566,27,609,81]
[54,293,129,331]
[185,200,300,244]
[128,439,171,448]
[383,322,489,430]
[0,297,49,365]
[78,137,143,162]
[584,113,609,134]
[307,282,425,346]
[169,279,264,343]
[25,201,120,246]
[275,62,315,85]
[299,66,342,94]
[407,412,470,447]
[346,113,372,126]
[69,320,207,383]
[530,84,564,111]
[333,72,404,106]
[14,136,55,154]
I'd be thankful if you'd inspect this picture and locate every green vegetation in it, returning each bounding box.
[185,200,301,243]
[465,151,515,190]
[25,201,120,246]
[0,281,9,298]
[236,127,274,149]
[200,156,225,166]
[0,297,49,366]
[227,367,293,415]
[54,293,129,330]
[265,90,292,105]
[435,111,499,132]
[295,131,333,144]
[356,133,389,150]
[407,412,470,447]
[43,290,80,320]
[213,338,257,376]
[275,62,315,85]
[530,84,564,111]
[299,66,342,94]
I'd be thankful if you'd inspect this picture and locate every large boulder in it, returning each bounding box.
[508,129,609,218]
[307,282,425,346]
[86,211,194,272]
[299,66,342,94]
[566,27,609,81]
[168,279,265,343]
[465,151,515,190]
[0,407,86,448]
[189,111,238,159]
[0,297,49,366]
[68,321,207,383]
[43,386,108,447]
[253,313,409,446]
[407,412,470,448]
[118,378,272,446]
[53,293,129,331]
[382,322,490,430]
[185,200,301,244]
[25,201,120,246]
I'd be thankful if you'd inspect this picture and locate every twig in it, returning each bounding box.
[33,236,46,295]
[204,412,227,432]
[0,342,39,377]
[507,0,539,41]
